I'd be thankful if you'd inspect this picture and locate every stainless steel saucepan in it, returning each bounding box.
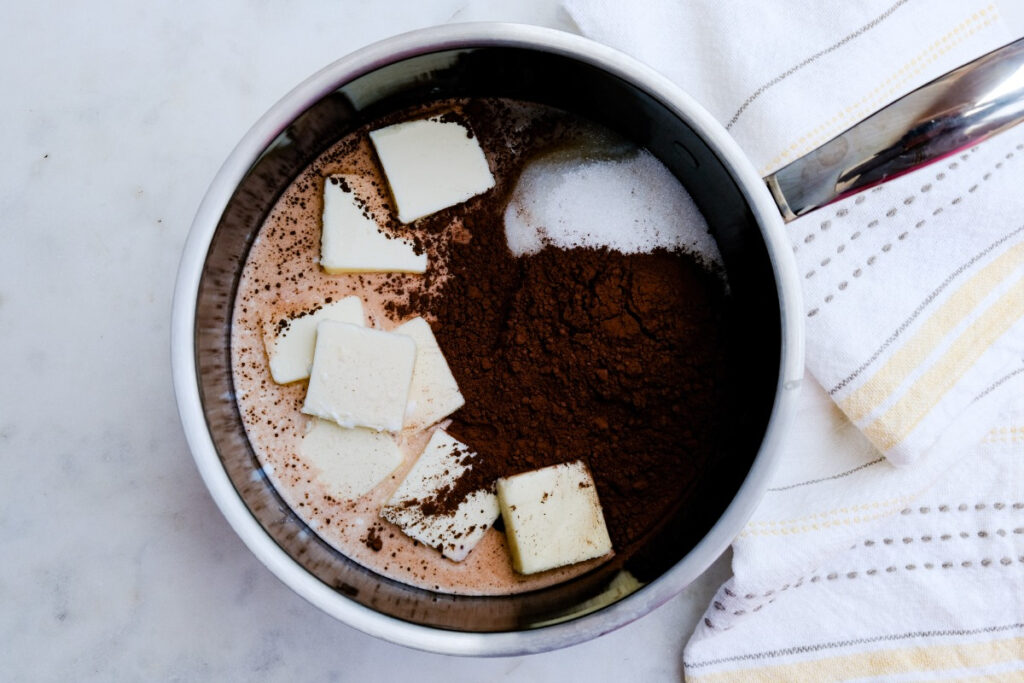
[171,24,1024,655]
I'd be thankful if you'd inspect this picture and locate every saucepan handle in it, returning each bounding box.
[765,37,1024,222]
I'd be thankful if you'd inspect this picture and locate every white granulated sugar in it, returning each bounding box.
[503,148,722,266]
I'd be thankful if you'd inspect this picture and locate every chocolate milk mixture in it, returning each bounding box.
[231,98,733,595]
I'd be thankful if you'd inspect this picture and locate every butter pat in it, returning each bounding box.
[496,460,612,575]
[300,418,402,499]
[381,429,499,562]
[369,116,495,223]
[266,296,364,384]
[320,175,427,273]
[301,321,416,432]
[396,317,465,430]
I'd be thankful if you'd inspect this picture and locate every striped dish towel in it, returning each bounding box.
[563,0,1024,679]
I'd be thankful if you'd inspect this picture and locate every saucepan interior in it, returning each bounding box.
[181,24,800,655]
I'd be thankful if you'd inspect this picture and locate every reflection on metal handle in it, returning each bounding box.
[766,37,1024,222]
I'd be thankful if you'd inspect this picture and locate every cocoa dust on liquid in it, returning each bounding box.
[386,101,733,557]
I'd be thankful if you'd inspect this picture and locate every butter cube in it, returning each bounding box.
[369,116,495,223]
[301,321,416,432]
[301,418,402,499]
[496,460,612,575]
[266,296,364,384]
[381,429,499,562]
[320,174,427,273]
[396,317,465,431]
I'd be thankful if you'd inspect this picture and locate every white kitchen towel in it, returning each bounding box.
[563,0,1024,679]
[685,387,1024,682]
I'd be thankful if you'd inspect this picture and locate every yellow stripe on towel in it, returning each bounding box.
[841,241,1024,422]
[863,275,1024,453]
[688,636,1024,683]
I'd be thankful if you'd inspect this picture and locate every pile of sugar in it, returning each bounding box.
[503,147,723,267]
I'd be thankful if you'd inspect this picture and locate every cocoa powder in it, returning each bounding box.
[434,243,730,552]
[381,100,734,555]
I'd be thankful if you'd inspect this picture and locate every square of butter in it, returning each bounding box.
[381,429,499,562]
[320,175,426,274]
[301,321,416,433]
[266,296,364,384]
[396,316,465,430]
[496,460,612,575]
[301,418,402,500]
[369,116,495,223]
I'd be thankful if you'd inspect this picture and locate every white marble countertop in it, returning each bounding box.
[0,1,730,679]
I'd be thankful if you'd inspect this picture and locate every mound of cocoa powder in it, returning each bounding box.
[439,246,731,552]
[383,99,734,556]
